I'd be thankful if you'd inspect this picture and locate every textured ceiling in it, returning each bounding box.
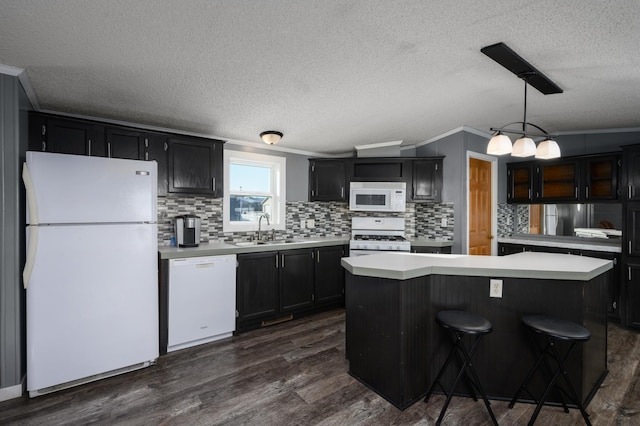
[1,0,639,155]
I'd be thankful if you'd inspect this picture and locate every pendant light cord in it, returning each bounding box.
[523,79,527,133]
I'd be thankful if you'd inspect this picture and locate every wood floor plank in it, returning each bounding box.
[1,309,639,426]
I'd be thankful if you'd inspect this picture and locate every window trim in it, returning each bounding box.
[223,150,286,233]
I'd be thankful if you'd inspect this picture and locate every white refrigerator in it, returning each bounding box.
[23,151,159,397]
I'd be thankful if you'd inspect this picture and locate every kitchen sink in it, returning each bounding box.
[233,239,318,247]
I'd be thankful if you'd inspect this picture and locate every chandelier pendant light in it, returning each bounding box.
[486,78,561,159]
[482,42,562,160]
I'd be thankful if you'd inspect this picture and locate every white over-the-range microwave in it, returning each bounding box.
[349,182,406,212]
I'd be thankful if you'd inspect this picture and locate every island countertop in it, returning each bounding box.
[341,251,612,281]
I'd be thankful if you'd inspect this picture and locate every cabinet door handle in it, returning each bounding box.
[630,241,632,255]
[164,142,168,151]
[528,189,531,199]
[88,139,92,156]
[41,141,46,151]
[575,186,578,198]
[630,184,633,200]
[275,254,278,269]
[107,142,112,158]
[317,250,320,263]
[629,266,632,281]
[145,138,149,148]
[281,254,285,268]
[341,187,344,198]
[586,186,589,199]
[145,152,149,160]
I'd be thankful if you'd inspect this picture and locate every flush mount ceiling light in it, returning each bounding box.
[260,131,283,145]
[482,42,562,159]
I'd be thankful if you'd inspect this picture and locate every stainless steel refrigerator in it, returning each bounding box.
[23,151,159,397]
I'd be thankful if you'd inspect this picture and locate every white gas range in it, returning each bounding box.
[349,217,411,256]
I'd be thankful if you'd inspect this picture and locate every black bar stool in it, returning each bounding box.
[424,310,498,426]
[509,315,591,426]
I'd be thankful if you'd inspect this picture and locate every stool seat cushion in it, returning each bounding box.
[436,310,492,334]
[522,315,590,341]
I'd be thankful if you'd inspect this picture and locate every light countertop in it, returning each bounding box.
[158,236,350,259]
[498,235,621,253]
[341,251,612,281]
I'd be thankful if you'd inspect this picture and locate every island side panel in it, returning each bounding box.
[345,273,432,409]
[582,271,609,404]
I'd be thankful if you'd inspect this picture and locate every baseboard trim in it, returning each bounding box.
[0,383,24,402]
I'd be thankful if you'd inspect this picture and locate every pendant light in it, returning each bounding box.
[482,42,562,160]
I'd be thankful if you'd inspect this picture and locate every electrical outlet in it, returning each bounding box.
[300,219,306,229]
[307,219,315,228]
[441,218,448,227]
[490,279,503,298]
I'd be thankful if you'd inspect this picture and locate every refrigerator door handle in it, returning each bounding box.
[23,162,39,225]
[23,226,38,289]
[22,162,40,289]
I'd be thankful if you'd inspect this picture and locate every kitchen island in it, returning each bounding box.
[341,252,611,409]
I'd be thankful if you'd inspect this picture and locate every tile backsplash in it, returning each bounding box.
[157,196,455,245]
[497,203,529,237]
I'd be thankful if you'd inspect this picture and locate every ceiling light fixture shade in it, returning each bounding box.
[486,133,513,155]
[260,131,283,145]
[535,139,561,159]
[512,136,536,157]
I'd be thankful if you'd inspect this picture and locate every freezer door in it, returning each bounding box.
[26,223,158,392]
[25,151,157,224]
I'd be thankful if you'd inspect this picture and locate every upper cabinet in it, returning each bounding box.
[537,159,581,202]
[309,159,347,201]
[29,112,224,197]
[583,154,620,201]
[624,146,640,201]
[506,162,534,203]
[411,159,442,202]
[167,137,223,197]
[507,152,620,204]
[28,112,105,156]
[308,156,444,203]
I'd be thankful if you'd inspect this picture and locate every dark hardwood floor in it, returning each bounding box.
[1,309,639,425]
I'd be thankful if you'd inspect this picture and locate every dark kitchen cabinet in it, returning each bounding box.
[507,153,620,204]
[168,137,223,197]
[625,146,640,201]
[351,158,407,182]
[309,159,346,201]
[313,245,346,305]
[506,162,534,203]
[537,159,581,201]
[28,112,104,156]
[411,159,442,202]
[236,252,279,326]
[236,244,346,333]
[583,155,620,201]
[105,126,144,160]
[626,263,640,328]
[144,133,169,196]
[279,249,315,312]
[623,144,640,328]
[582,250,621,321]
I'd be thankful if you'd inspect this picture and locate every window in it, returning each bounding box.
[223,150,286,232]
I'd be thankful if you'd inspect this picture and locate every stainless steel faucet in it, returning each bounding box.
[258,213,270,241]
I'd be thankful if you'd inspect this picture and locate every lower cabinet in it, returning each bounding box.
[236,245,346,333]
[626,263,640,328]
[498,242,621,321]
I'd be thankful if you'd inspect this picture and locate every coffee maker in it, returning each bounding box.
[174,214,201,247]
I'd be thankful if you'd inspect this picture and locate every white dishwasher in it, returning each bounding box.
[168,255,236,352]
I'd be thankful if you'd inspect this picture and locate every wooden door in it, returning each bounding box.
[469,158,492,255]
